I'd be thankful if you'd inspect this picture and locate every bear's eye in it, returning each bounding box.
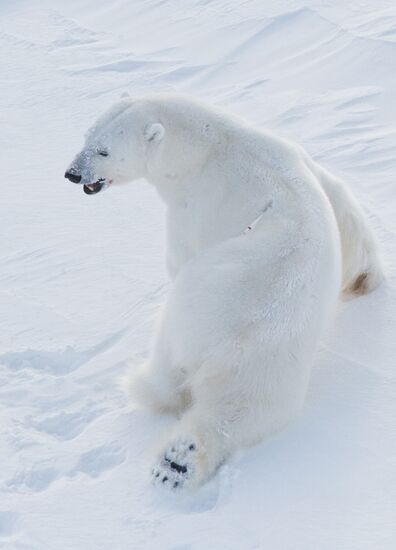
[98,149,109,157]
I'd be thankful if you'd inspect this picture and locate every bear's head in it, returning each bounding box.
[64,99,165,195]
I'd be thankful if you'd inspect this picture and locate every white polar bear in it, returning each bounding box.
[65,95,384,490]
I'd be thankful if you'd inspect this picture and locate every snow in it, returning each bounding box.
[1,0,395,548]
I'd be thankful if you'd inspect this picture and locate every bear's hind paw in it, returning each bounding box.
[151,439,197,490]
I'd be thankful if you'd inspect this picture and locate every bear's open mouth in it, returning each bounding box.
[83,179,105,195]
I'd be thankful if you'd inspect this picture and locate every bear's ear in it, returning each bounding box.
[144,122,165,143]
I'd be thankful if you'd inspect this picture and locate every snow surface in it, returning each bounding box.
[1,1,395,548]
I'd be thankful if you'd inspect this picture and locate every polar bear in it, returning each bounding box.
[65,95,384,490]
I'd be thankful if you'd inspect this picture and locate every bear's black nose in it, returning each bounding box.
[64,171,81,183]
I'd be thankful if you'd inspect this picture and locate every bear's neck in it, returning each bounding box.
[149,119,280,276]
[146,99,278,203]
[145,106,286,277]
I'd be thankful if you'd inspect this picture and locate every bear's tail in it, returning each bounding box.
[308,160,384,295]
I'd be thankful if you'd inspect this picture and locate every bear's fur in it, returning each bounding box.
[66,95,384,490]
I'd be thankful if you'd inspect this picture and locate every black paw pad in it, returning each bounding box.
[169,461,187,474]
